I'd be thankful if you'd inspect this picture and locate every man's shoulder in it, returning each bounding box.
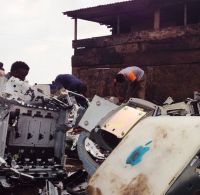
[55,74,70,81]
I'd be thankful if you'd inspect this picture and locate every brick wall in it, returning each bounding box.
[72,24,200,103]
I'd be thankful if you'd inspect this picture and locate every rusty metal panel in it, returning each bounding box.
[88,116,200,195]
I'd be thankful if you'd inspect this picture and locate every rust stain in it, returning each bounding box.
[153,127,168,148]
[110,178,115,183]
[157,127,168,139]
[163,132,167,138]
[87,185,94,194]
[109,173,124,193]
[120,174,151,195]
[89,173,99,185]
[96,188,102,195]
[110,173,119,183]
[87,185,102,195]
[166,143,175,153]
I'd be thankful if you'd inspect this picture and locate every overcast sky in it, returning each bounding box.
[0,0,126,84]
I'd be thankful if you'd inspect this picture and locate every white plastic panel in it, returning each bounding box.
[8,107,58,148]
[79,95,118,132]
[88,116,200,195]
[2,77,31,102]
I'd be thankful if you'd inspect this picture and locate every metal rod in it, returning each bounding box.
[184,0,187,26]
[74,18,77,40]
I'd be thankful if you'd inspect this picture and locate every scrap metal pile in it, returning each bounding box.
[0,76,199,195]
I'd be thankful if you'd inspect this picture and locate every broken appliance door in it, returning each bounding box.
[88,116,200,195]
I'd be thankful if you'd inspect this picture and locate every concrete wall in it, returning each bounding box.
[72,24,200,104]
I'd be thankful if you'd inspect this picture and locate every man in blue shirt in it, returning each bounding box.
[51,74,87,95]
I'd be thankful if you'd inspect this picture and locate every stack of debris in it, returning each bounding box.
[0,76,199,195]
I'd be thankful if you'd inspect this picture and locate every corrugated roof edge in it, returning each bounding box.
[63,0,134,15]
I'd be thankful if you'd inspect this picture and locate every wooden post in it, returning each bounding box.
[117,15,120,34]
[154,8,160,30]
[74,18,77,40]
[184,1,187,26]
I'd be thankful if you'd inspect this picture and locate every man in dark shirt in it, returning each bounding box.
[51,74,88,107]
[51,74,87,95]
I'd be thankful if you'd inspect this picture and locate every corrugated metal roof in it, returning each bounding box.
[63,0,151,24]
[63,0,134,15]
[63,0,187,25]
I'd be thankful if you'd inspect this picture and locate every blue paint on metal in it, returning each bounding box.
[126,141,152,166]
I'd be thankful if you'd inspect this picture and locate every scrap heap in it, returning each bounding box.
[0,76,199,195]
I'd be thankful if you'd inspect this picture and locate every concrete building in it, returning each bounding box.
[64,0,200,103]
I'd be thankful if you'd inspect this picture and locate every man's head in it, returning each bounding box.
[115,73,125,83]
[10,61,29,81]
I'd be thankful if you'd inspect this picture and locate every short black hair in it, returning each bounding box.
[10,61,29,72]
[115,74,125,83]
[0,62,4,71]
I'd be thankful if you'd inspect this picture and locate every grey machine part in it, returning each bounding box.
[0,102,10,157]
[0,76,88,194]
[77,131,99,176]
[8,106,59,148]
[166,150,200,195]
